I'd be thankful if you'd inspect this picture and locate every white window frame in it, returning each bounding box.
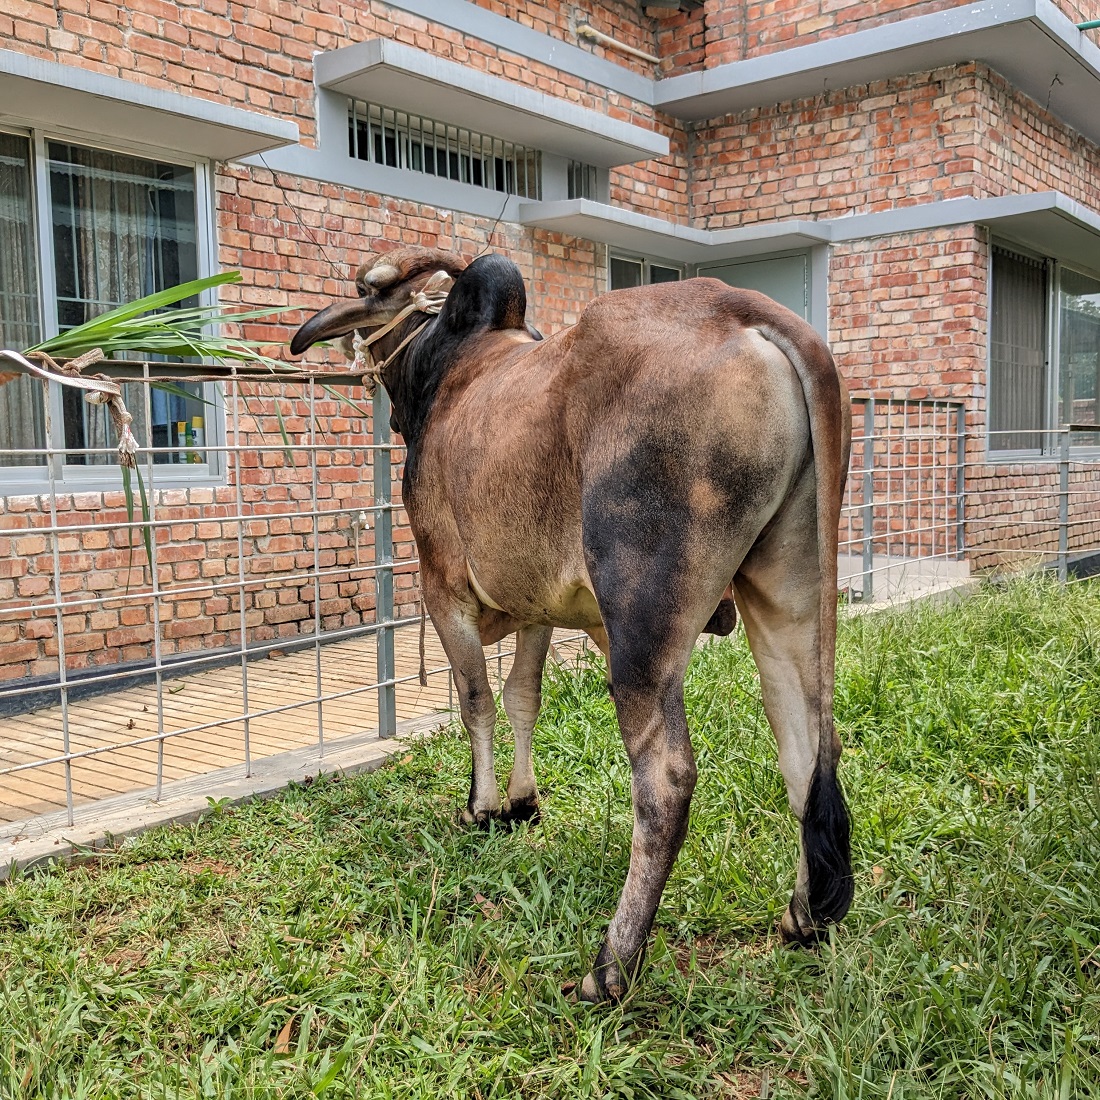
[0,120,224,494]
[987,237,1100,458]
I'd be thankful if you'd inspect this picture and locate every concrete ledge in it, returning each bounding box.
[519,191,1100,268]
[0,50,299,161]
[315,38,669,168]
[0,710,451,880]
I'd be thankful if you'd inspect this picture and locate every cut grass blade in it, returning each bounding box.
[120,464,153,584]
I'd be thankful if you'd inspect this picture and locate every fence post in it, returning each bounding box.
[954,404,966,559]
[861,397,875,603]
[373,386,397,738]
[1058,431,1070,583]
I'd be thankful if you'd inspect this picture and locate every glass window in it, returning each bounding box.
[610,257,643,290]
[649,264,681,284]
[0,131,45,466]
[1059,267,1100,446]
[609,255,682,290]
[48,141,206,466]
[0,139,213,479]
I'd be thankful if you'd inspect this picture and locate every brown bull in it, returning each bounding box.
[292,246,854,1002]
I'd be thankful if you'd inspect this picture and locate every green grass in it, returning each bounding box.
[2,576,1098,1099]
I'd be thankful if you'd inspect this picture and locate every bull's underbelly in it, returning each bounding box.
[466,559,604,630]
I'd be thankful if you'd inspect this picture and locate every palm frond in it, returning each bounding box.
[25,271,301,371]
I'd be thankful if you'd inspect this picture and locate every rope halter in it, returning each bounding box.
[351,269,454,387]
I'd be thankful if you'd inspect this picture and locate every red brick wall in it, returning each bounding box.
[692,63,1100,227]
[692,67,982,226]
[471,0,660,75]
[0,160,608,681]
[974,67,1100,209]
[829,227,987,398]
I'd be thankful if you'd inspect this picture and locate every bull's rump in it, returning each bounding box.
[425,280,817,630]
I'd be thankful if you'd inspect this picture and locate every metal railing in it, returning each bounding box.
[0,372,1098,834]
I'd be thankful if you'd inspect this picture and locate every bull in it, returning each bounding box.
[291,246,853,1002]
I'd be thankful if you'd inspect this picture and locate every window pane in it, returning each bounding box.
[990,247,1047,452]
[0,131,46,466]
[649,265,681,284]
[1059,267,1100,447]
[610,257,643,290]
[47,142,204,466]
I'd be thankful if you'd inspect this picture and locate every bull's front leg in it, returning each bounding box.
[428,595,502,827]
[500,624,552,826]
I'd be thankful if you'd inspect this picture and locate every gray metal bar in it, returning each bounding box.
[954,403,966,558]
[1058,431,1070,583]
[310,382,325,755]
[373,385,397,738]
[230,375,252,775]
[861,397,875,603]
[140,364,168,801]
[41,378,74,826]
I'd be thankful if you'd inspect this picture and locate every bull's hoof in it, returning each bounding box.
[499,794,541,828]
[459,806,498,830]
[779,903,830,947]
[579,940,643,1004]
[578,970,626,1004]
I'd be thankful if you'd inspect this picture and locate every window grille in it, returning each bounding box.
[568,161,599,200]
[348,101,541,200]
[990,245,1047,452]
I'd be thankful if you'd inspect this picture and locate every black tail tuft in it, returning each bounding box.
[803,761,854,927]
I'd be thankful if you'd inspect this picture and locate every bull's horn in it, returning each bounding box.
[290,298,377,356]
[363,263,400,288]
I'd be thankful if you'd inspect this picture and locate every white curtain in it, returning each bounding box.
[0,132,46,466]
[55,145,160,463]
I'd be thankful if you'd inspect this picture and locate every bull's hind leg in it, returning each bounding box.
[578,612,700,1002]
[733,474,854,945]
[500,624,553,826]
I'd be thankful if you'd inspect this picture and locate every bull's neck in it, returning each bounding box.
[379,313,453,478]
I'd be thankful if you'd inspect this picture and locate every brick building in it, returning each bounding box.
[1,0,1099,683]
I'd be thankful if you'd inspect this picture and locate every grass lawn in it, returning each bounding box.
[2,576,1098,1099]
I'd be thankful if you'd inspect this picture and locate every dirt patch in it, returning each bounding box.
[671,930,773,976]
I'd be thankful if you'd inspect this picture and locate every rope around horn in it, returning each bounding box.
[350,269,453,389]
[343,270,453,688]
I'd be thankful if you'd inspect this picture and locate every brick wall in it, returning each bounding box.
[829,227,987,397]
[692,62,1100,227]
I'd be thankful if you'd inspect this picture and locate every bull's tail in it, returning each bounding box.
[760,322,854,933]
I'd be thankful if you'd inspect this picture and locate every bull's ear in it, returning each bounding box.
[439,254,528,335]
